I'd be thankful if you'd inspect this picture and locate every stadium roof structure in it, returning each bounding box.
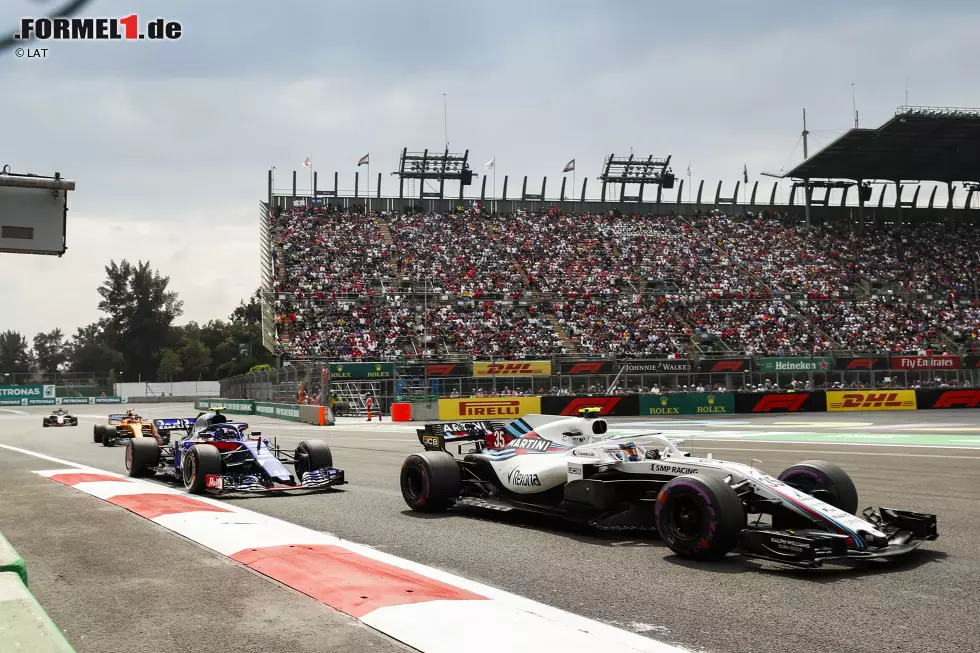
[782,106,980,184]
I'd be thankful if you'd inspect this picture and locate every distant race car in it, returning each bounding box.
[42,409,78,428]
[400,410,939,568]
[125,409,346,495]
[93,411,155,447]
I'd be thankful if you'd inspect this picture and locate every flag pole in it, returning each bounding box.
[367,154,370,211]
[309,153,313,198]
[493,156,496,211]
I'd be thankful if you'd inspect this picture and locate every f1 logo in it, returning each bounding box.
[933,390,980,409]
[709,360,746,372]
[568,362,606,374]
[560,397,621,416]
[427,364,456,376]
[752,394,808,412]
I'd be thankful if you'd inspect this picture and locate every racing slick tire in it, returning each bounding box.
[43,420,50,427]
[182,444,222,494]
[126,438,160,478]
[777,460,859,514]
[93,424,105,443]
[655,475,746,561]
[102,426,119,447]
[293,440,333,482]
[400,452,461,513]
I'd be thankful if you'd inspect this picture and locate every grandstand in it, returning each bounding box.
[260,107,980,366]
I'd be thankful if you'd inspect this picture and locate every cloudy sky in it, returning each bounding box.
[1,0,979,341]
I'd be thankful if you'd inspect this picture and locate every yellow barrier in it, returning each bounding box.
[472,361,551,377]
[438,397,542,420]
[826,390,917,412]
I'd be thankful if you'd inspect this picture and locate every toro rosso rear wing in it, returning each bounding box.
[418,421,507,454]
[152,418,199,443]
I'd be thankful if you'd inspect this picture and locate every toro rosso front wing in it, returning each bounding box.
[737,507,938,568]
[202,468,346,493]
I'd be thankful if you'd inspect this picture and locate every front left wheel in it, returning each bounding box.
[102,426,118,447]
[182,444,222,494]
[655,475,746,561]
[93,424,105,443]
[400,452,461,513]
[777,460,858,514]
[293,440,333,482]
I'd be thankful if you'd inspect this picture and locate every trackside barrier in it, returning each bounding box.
[915,388,980,409]
[298,404,326,425]
[390,403,411,421]
[0,572,76,652]
[826,390,916,412]
[733,392,827,413]
[0,396,126,406]
[541,395,639,416]
[194,398,255,414]
[639,393,734,416]
[0,533,26,586]
[254,401,302,422]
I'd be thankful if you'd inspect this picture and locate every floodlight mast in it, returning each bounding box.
[597,154,674,203]
[395,148,473,201]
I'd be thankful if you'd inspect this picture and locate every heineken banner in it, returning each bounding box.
[757,357,832,373]
[559,361,617,375]
[698,358,752,373]
[833,356,889,371]
[623,359,692,374]
[639,393,734,416]
[254,402,301,422]
[0,385,55,400]
[330,362,395,379]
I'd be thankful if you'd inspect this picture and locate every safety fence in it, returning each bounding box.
[194,398,329,426]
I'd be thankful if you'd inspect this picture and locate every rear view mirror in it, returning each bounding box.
[251,431,262,437]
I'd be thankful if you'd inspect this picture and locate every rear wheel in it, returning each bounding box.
[400,452,461,513]
[93,424,105,443]
[655,475,746,561]
[777,460,859,514]
[182,444,222,494]
[126,438,160,478]
[102,426,118,447]
[293,440,333,482]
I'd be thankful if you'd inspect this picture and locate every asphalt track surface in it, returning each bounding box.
[2,405,978,653]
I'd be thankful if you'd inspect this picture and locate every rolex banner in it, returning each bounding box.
[329,362,395,379]
[639,393,734,416]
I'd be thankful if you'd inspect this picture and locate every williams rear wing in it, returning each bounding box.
[417,421,507,453]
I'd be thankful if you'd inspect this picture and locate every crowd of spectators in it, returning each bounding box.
[268,205,980,359]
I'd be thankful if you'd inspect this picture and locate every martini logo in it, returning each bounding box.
[508,437,552,452]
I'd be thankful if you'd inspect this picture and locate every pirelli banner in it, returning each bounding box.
[541,395,639,417]
[640,393,735,416]
[472,361,552,377]
[559,361,617,375]
[826,390,916,412]
[733,392,827,413]
[438,397,542,420]
[915,389,980,410]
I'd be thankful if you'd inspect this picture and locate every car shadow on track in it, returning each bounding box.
[403,507,949,578]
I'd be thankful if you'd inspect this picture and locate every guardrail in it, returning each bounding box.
[0,533,77,652]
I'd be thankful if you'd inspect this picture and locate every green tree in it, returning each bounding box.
[249,363,273,374]
[179,340,211,381]
[67,322,124,375]
[33,329,68,376]
[97,259,183,381]
[157,348,183,382]
[0,331,33,378]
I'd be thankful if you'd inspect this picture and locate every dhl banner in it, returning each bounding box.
[438,397,542,420]
[826,390,917,412]
[472,361,552,377]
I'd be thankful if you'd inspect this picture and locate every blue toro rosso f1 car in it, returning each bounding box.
[124,409,345,494]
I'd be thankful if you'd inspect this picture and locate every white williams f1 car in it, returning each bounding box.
[400,411,939,568]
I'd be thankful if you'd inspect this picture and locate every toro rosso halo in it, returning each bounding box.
[401,411,938,568]
[124,410,345,494]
